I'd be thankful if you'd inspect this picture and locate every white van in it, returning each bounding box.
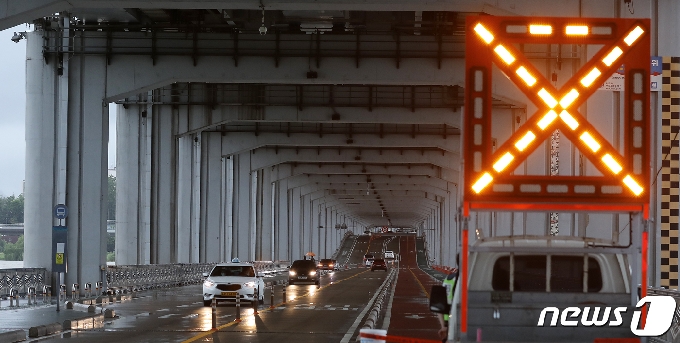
[454,236,636,342]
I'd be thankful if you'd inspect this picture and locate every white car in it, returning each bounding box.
[384,251,395,259]
[202,258,265,306]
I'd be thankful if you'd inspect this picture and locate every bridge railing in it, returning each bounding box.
[648,287,680,343]
[105,261,290,294]
[0,268,46,299]
[106,263,214,293]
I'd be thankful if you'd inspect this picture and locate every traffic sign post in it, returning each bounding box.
[52,204,68,311]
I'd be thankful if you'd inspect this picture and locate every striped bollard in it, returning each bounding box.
[211,298,217,329]
[235,295,241,322]
[270,284,275,309]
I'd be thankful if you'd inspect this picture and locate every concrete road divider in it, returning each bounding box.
[0,329,26,343]
[28,322,62,338]
[63,313,104,330]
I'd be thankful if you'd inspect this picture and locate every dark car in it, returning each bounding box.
[288,259,320,285]
[317,258,337,271]
[371,259,387,271]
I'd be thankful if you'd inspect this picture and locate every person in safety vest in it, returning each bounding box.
[437,255,459,342]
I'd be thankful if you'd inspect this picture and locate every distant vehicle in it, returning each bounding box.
[289,259,320,285]
[202,258,265,306]
[363,254,375,267]
[317,258,337,271]
[371,259,387,271]
[384,251,395,259]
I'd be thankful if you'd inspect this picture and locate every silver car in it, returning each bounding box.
[202,259,265,306]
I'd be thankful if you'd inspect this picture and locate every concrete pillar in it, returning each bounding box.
[260,169,274,261]
[151,105,176,264]
[177,134,199,263]
[232,153,254,261]
[24,31,56,271]
[276,178,290,261]
[291,187,302,260]
[200,132,223,263]
[64,51,108,290]
[115,104,140,265]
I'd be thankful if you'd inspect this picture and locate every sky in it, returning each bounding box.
[0,25,116,197]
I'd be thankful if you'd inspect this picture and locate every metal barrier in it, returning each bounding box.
[648,287,680,343]
[106,263,214,293]
[0,268,46,302]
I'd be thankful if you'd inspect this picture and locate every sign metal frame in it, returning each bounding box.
[463,16,651,217]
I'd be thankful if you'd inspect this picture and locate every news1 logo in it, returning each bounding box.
[537,296,676,337]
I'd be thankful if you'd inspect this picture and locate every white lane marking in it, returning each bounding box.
[183,314,199,318]
[134,313,150,317]
[159,314,178,319]
[157,309,170,312]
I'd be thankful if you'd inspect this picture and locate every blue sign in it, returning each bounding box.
[54,204,68,219]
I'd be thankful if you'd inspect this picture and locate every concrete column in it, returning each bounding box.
[151,105,176,264]
[276,178,290,261]
[24,31,56,271]
[260,169,274,261]
[291,187,302,260]
[200,132,223,263]
[115,104,140,265]
[63,50,108,288]
[177,135,199,263]
[233,153,254,261]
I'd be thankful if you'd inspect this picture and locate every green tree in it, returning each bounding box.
[0,194,24,224]
[108,175,116,220]
[3,235,24,261]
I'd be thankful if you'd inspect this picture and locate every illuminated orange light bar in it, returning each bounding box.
[515,131,536,151]
[559,89,580,108]
[580,132,601,152]
[493,152,515,172]
[516,66,537,86]
[565,25,589,35]
[623,175,644,195]
[474,23,494,44]
[603,47,623,66]
[602,154,623,174]
[529,25,552,35]
[624,26,644,46]
[472,173,493,193]
[580,67,602,87]
[494,45,515,65]
[559,110,579,130]
[537,110,558,130]
[538,89,558,108]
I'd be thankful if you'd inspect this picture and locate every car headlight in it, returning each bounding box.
[244,281,257,288]
[309,271,317,276]
[289,271,296,276]
[203,279,215,288]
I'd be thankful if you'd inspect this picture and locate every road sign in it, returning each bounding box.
[54,204,68,219]
[463,16,650,216]
[52,226,67,273]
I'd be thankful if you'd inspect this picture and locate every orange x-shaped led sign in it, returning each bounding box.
[464,16,650,214]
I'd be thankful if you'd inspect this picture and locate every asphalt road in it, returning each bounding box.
[11,234,423,343]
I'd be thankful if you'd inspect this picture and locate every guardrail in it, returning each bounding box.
[106,263,214,293]
[0,268,46,300]
[106,261,290,294]
[648,287,680,343]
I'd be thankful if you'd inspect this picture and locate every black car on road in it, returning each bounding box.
[289,259,320,285]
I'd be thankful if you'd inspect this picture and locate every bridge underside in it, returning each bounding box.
[8,0,678,290]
